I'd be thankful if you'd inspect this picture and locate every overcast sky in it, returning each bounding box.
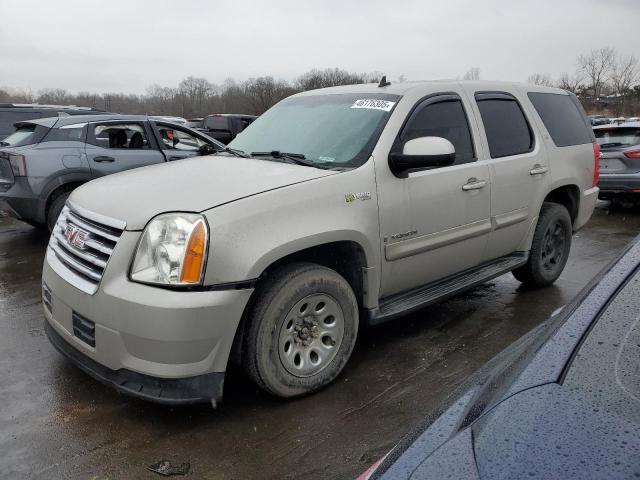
[1,0,638,94]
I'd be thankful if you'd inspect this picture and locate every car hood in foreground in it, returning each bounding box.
[69,155,337,230]
[407,383,640,479]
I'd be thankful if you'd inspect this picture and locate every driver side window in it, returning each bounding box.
[157,125,207,151]
[402,99,476,165]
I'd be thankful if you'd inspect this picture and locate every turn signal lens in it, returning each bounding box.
[180,220,207,283]
[623,149,640,160]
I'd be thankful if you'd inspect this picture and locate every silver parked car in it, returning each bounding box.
[0,114,223,230]
[42,80,598,407]
[595,121,640,202]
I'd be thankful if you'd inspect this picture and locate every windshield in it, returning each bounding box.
[228,93,400,168]
[0,124,45,147]
[595,127,640,148]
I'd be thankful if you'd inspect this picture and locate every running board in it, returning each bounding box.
[366,253,528,326]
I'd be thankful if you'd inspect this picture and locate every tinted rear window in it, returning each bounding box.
[594,127,640,148]
[476,95,534,158]
[0,124,48,147]
[43,124,87,142]
[528,93,593,147]
[204,116,230,130]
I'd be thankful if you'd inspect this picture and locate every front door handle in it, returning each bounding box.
[462,178,487,191]
[530,164,548,175]
[93,156,115,163]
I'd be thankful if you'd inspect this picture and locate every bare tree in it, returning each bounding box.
[37,88,69,104]
[527,73,554,87]
[611,55,639,115]
[557,72,584,93]
[578,47,616,99]
[462,67,480,80]
[295,68,372,91]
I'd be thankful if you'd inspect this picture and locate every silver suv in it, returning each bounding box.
[42,81,599,406]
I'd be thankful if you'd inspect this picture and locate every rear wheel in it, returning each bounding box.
[513,202,572,288]
[47,192,70,233]
[243,262,359,398]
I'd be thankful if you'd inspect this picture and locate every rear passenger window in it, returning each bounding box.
[402,99,475,164]
[476,94,534,158]
[528,92,593,147]
[93,124,149,149]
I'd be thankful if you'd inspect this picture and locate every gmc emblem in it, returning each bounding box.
[64,223,90,250]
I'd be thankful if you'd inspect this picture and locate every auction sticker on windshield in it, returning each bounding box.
[351,99,396,112]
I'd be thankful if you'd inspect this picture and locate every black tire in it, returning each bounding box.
[243,262,359,398]
[512,202,572,288]
[47,192,70,233]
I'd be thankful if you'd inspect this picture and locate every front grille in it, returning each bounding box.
[72,311,95,347]
[48,205,124,294]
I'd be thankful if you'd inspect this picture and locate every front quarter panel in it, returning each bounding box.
[202,162,380,294]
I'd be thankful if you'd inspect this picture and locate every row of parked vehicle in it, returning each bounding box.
[0,104,255,230]
[1,81,637,478]
[589,114,640,126]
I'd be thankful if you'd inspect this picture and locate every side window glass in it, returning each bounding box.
[402,99,475,165]
[157,125,206,151]
[94,124,149,150]
[476,95,534,158]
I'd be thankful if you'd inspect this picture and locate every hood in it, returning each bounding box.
[69,155,336,230]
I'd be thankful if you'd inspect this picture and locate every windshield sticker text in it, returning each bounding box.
[350,99,396,112]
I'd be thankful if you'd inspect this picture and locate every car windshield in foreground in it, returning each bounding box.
[228,93,400,169]
[0,124,41,147]
[594,127,640,148]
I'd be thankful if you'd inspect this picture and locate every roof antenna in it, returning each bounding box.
[378,75,391,88]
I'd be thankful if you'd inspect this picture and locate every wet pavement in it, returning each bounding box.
[1,203,639,480]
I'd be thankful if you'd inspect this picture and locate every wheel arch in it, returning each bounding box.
[38,170,94,224]
[542,183,580,226]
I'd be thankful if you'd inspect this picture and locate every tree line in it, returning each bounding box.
[526,47,640,116]
[0,68,381,118]
[1,50,639,118]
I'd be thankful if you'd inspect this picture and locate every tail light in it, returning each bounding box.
[8,154,27,176]
[592,142,600,187]
[623,149,640,160]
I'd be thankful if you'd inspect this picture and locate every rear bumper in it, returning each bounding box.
[574,186,599,231]
[45,321,224,405]
[598,174,640,195]
[0,178,40,222]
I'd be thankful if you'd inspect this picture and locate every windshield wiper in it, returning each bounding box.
[220,146,251,158]
[599,142,626,148]
[251,151,326,169]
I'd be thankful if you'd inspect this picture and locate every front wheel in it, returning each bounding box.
[513,202,572,288]
[243,262,359,398]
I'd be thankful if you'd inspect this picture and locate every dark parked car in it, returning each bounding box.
[0,103,105,139]
[588,114,610,126]
[360,235,640,480]
[186,117,204,129]
[197,113,257,144]
[595,121,640,203]
[0,114,223,230]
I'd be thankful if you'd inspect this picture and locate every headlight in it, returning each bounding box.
[130,213,208,286]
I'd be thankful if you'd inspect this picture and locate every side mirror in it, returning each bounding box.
[199,143,217,155]
[389,137,456,178]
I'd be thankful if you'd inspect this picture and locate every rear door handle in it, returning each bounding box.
[462,178,487,191]
[530,164,548,175]
[93,156,115,163]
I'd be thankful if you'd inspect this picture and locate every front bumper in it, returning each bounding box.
[43,231,254,404]
[598,174,640,195]
[45,321,224,405]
